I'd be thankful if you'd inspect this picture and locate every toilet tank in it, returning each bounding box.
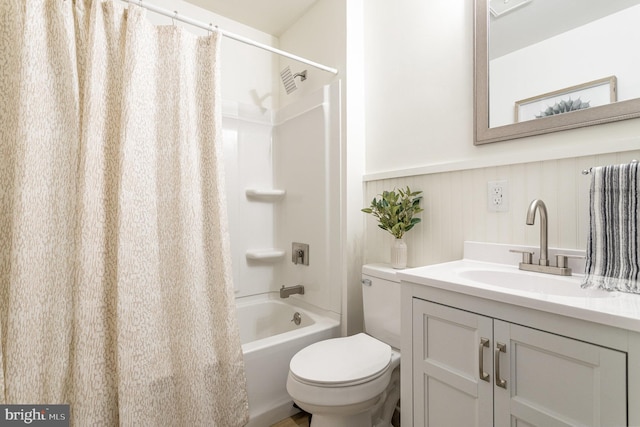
[362,264,401,350]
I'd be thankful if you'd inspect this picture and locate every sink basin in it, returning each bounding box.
[459,269,616,298]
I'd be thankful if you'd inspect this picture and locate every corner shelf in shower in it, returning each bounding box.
[245,189,286,201]
[245,249,286,262]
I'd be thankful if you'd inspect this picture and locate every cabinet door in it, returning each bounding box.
[494,320,627,427]
[412,298,493,427]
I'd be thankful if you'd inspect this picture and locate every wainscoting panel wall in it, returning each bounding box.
[363,149,640,268]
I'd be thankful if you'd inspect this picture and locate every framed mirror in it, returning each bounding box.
[474,0,640,145]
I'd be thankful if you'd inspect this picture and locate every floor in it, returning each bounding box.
[271,408,400,427]
[270,412,310,427]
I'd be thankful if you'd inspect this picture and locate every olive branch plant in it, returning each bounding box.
[361,186,424,239]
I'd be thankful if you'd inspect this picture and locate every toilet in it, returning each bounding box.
[286,264,401,427]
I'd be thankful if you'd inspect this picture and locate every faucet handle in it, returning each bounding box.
[510,249,534,265]
[555,254,585,269]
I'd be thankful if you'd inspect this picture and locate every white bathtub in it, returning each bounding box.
[236,294,340,427]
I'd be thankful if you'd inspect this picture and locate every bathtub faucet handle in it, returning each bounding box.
[291,242,309,266]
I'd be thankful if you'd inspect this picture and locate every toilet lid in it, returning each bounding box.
[289,333,391,385]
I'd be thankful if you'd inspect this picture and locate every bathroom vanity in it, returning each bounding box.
[398,242,640,427]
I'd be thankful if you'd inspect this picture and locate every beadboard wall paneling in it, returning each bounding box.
[363,150,640,268]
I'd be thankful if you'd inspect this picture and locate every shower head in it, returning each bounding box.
[280,66,308,94]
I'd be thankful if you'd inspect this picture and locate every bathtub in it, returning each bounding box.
[236,294,340,427]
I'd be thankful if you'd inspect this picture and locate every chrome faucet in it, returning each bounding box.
[510,199,577,276]
[526,199,549,266]
[280,284,305,298]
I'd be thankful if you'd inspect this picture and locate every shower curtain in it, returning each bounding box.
[0,1,249,425]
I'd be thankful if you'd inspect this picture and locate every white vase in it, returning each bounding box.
[391,238,407,269]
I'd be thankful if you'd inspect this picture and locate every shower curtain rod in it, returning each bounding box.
[121,0,339,75]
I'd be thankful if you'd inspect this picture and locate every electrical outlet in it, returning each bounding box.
[487,180,509,212]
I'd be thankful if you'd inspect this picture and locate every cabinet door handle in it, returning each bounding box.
[479,338,490,382]
[495,342,507,389]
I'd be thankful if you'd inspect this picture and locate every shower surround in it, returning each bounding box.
[223,82,342,425]
[224,82,342,311]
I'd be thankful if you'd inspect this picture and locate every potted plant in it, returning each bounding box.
[362,186,424,268]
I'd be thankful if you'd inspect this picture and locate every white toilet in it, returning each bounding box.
[286,264,401,427]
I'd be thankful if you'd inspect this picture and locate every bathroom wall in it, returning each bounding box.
[364,150,640,267]
[361,0,640,267]
[362,0,640,176]
[277,0,346,109]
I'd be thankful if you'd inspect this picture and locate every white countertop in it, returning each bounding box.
[397,242,640,333]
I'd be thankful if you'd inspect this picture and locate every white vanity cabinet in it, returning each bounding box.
[411,298,626,427]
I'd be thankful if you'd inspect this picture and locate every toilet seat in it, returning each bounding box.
[289,333,391,387]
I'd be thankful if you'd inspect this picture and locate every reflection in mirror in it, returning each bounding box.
[474,0,640,145]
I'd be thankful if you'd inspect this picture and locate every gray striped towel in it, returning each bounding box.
[582,162,640,293]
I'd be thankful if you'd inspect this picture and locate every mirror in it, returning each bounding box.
[475,0,640,145]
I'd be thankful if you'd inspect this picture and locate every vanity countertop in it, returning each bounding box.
[397,242,640,333]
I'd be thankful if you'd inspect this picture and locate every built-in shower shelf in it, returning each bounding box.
[245,249,286,261]
[245,189,286,201]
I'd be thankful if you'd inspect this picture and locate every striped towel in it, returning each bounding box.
[583,162,640,293]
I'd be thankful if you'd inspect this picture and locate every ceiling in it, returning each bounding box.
[184,0,318,35]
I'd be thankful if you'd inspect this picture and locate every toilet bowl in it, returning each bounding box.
[286,264,401,427]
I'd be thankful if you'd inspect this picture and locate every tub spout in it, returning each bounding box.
[280,285,304,298]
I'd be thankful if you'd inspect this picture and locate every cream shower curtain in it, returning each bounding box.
[0,1,249,425]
